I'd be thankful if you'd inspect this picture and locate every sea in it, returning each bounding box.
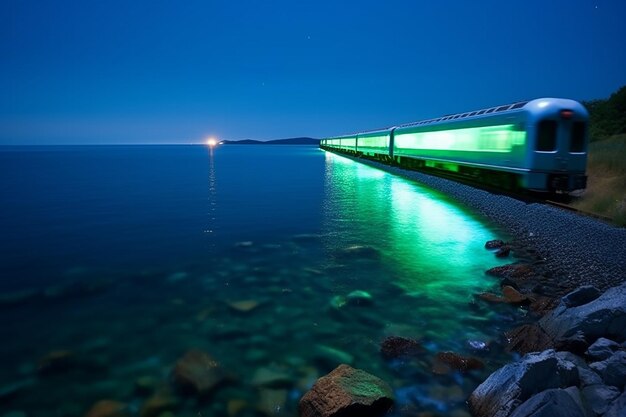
[0,145,523,417]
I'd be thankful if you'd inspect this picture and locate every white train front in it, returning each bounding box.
[320,98,589,192]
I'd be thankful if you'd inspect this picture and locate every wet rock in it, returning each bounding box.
[432,351,484,374]
[589,350,626,389]
[346,290,373,306]
[540,282,626,349]
[250,365,293,388]
[553,330,588,355]
[476,292,506,303]
[227,299,260,313]
[527,295,557,316]
[139,390,179,417]
[37,350,77,375]
[585,337,621,361]
[495,246,511,258]
[485,264,535,280]
[468,350,579,417]
[299,364,394,417]
[485,240,505,249]
[171,350,227,396]
[560,285,601,308]
[84,400,130,417]
[605,391,626,417]
[502,286,528,304]
[508,387,587,417]
[580,384,620,415]
[380,336,423,359]
[336,245,380,260]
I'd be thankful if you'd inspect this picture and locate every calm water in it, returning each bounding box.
[0,145,520,417]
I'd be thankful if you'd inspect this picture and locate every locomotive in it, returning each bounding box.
[320,98,589,192]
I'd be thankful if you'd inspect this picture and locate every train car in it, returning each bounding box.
[320,98,589,192]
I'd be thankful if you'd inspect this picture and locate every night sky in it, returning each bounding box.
[1,0,625,144]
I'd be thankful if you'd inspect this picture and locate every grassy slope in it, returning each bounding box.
[573,134,626,225]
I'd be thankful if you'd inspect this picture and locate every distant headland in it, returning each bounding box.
[221,137,319,145]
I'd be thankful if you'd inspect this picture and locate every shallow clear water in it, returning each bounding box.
[0,145,520,416]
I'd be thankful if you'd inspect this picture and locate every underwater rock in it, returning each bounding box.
[468,349,579,417]
[329,295,346,309]
[299,364,394,417]
[227,299,260,313]
[250,365,293,388]
[37,350,77,375]
[476,292,507,303]
[380,336,423,359]
[346,290,373,306]
[485,264,535,280]
[485,240,505,249]
[501,286,529,304]
[172,350,227,397]
[84,400,130,417]
[139,390,179,417]
[431,351,484,374]
[256,388,288,416]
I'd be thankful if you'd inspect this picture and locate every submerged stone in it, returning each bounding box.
[227,299,260,312]
[299,364,394,417]
[432,351,484,374]
[172,350,227,396]
[380,336,423,359]
[346,290,373,306]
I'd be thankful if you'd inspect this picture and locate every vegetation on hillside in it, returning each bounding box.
[571,87,626,226]
[573,134,626,225]
[582,85,626,142]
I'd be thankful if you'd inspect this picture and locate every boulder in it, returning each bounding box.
[299,364,394,417]
[508,387,587,417]
[495,246,511,258]
[84,400,130,417]
[171,350,227,396]
[432,352,484,374]
[468,350,579,417]
[605,391,626,417]
[589,350,626,389]
[539,282,626,347]
[505,324,552,355]
[380,336,423,359]
[560,286,601,308]
[585,337,621,361]
[580,384,620,415]
[485,264,535,280]
[502,286,529,304]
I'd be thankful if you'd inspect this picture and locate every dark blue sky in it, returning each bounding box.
[1,0,625,144]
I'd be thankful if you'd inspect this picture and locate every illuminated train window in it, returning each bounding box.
[537,120,557,151]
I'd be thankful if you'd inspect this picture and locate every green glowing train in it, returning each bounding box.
[320,98,589,192]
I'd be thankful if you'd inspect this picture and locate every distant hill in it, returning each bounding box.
[222,137,319,145]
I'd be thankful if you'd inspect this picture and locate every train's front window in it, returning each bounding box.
[570,122,586,152]
[536,120,557,151]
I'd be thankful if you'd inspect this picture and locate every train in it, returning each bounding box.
[320,98,589,193]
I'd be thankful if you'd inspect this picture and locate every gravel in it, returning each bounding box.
[341,154,626,294]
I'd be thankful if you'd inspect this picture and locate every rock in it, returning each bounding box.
[578,367,603,387]
[329,295,346,309]
[476,292,507,303]
[227,300,260,312]
[380,336,423,359]
[171,350,227,396]
[502,286,528,304]
[346,290,373,306]
[561,286,601,308]
[139,390,179,417]
[528,295,557,316]
[468,350,579,417]
[553,330,588,355]
[581,384,620,415]
[495,246,511,258]
[485,240,505,249]
[585,337,621,361]
[84,400,130,417]
[540,283,626,347]
[432,352,484,374]
[336,245,380,260]
[605,391,626,417]
[37,350,77,375]
[508,387,587,417]
[589,350,626,389]
[250,365,293,388]
[299,364,394,417]
[486,264,535,280]
[505,324,552,354]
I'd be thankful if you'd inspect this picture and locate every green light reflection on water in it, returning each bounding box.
[322,151,508,302]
